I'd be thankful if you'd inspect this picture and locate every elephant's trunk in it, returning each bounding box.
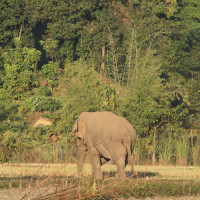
[76,139,86,177]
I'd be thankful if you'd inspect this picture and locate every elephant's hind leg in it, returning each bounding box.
[115,157,126,179]
[108,143,126,179]
[88,147,102,179]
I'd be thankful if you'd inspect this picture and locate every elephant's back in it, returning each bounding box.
[91,111,123,127]
[118,116,136,142]
[90,112,136,140]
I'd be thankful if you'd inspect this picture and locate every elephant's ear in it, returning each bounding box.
[73,120,86,140]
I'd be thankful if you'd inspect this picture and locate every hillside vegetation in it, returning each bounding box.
[0,0,199,165]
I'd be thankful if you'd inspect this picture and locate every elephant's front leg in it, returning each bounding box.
[88,147,102,179]
[76,139,86,177]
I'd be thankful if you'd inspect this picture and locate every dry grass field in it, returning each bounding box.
[0,163,200,179]
[0,163,200,200]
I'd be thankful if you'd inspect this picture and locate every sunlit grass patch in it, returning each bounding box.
[0,163,200,179]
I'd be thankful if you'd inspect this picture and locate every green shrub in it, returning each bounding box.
[40,62,56,79]
[40,62,58,88]
[0,101,19,122]
[190,135,200,166]
[2,40,41,99]
[0,143,11,163]
[36,86,52,96]
[25,96,62,112]
[176,135,189,165]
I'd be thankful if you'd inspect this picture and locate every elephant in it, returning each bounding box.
[72,111,136,179]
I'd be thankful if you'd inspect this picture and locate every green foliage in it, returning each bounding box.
[0,0,24,48]
[47,60,118,157]
[191,136,200,166]
[176,135,189,165]
[40,62,56,79]
[0,0,199,164]
[40,62,58,88]
[40,39,59,61]
[2,131,20,148]
[0,101,19,122]
[0,143,11,163]
[35,86,52,96]
[67,61,115,110]
[2,39,41,99]
[0,101,28,162]
[25,96,62,112]
[118,52,168,134]
[99,85,116,111]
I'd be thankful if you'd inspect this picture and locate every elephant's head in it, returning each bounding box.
[72,119,86,140]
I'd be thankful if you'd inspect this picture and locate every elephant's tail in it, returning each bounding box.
[123,140,134,174]
[128,145,134,174]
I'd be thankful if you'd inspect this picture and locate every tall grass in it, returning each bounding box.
[158,134,175,165]
[134,133,200,166]
[176,136,189,166]
[1,133,199,166]
[190,136,200,166]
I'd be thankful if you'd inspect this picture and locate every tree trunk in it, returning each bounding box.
[101,44,105,74]
[53,141,56,163]
[19,25,23,41]
[152,126,156,165]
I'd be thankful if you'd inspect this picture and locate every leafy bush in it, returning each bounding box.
[40,62,58,88]
[25,96,62,112]
[0,101,19,122]
[36,86,52,96]
[60,61,117,133]
[0,142,12,163]
[40,62,56,79]
[2,39,41,99]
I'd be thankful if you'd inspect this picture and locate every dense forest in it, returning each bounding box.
[0,0,199,165]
